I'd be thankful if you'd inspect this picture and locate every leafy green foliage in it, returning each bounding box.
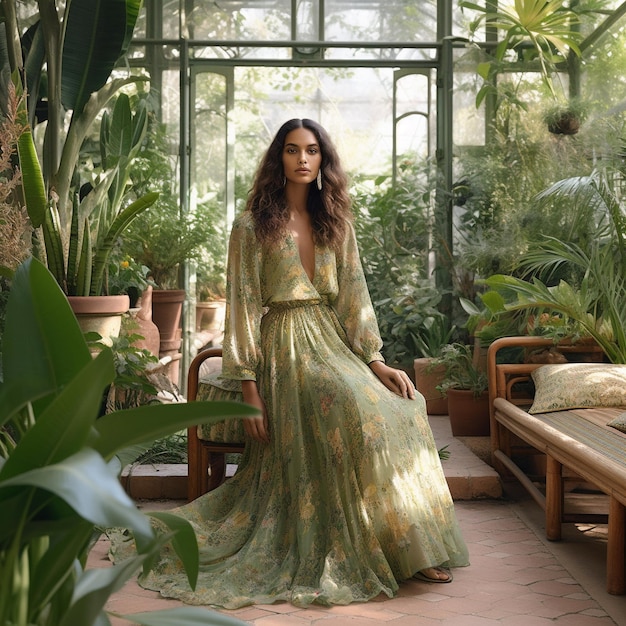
[54,93,159,296]
[479,171,626,363]
[122,113,226,291]
[375,280,456,365]
[432,342,489,397]
[2,2,157,296]
[103,331,162,412]
[461,0,583,101]
[106,251,154,306]
[352,160,442,364]
[452,115,600,300]
[0,257,256,625]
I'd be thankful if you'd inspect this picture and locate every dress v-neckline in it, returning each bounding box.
[288,232,317,286]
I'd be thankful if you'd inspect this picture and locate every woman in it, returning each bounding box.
[130,118,469,608]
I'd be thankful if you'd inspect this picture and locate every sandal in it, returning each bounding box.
[412,566,453,584]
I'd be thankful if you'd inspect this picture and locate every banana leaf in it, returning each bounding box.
[0,257,254,625]
[61,0,140,115]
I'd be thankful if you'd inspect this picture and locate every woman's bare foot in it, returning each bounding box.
[412,566,453,583]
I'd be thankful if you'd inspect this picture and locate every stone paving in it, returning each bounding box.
[90,416,625,625]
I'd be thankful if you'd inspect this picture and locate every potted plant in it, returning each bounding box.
[2,1,159,346]
[413,314,457,415]
[432,342,490,436]
[542,97,588,135]
[0,256,256,625]
[121,193,225,379]
[196,260,227,335]
[106,250,154,309]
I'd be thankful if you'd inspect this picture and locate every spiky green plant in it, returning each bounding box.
[1,0,159,295]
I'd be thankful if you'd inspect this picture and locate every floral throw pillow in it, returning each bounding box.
[529,363,626,414]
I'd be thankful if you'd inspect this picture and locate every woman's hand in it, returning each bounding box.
[241,380,270,443]
[369,361,416,400]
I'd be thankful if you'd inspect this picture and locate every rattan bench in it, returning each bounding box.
[487,336,626,595]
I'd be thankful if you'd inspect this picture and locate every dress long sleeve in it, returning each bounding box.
[333,221,385,364]
[221,213,264,381]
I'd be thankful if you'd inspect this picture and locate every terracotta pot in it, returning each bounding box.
[195,300,226,332]
[68,294,130,348]
[160,328,182,353]
[414,357,448,415]
[447,388,490,437]
[151,289,186,343]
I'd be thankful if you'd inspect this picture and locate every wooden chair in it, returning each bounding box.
[187,348,245,501]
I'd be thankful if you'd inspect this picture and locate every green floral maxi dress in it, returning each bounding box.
[132,211,469,608]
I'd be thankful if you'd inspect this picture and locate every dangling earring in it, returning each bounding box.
[317,169,323,191]
[283,176,286,186]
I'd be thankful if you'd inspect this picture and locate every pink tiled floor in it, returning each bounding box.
[91,497,625,625]
[90,416,626,625]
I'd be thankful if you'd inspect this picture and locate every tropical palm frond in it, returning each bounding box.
[482,166,626,364]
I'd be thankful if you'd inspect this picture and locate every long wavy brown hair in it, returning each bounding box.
[246,118,352,249]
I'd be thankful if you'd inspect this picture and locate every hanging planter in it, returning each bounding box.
[543,99,587,136]
[546,109,581,135]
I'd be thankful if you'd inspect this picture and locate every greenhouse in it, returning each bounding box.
[1,1,626,624]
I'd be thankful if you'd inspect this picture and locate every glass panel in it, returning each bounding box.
[182,0,291,41]
[453,1,478,39]
[324,46,436,62]
[192,72,228,201]
[395,73,431,158]
[161,0,180,38]
[324,0,437,43]
[132,2,147,39]
[223,66,432,186]
[296,0,321,42]
[453,48,484,146]
[162,70,182,154]
[192,44,293,61]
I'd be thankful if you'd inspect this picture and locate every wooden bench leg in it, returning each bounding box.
[545,455,563,541]
[187,425,202,502]
[607,496,626,595]
[187,425,212,502]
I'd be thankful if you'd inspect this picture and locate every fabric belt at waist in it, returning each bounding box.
[266,297,330,313]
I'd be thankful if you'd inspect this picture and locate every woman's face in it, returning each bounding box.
[282,127,322,186]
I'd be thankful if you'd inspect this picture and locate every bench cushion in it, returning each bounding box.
[529,363,626,414]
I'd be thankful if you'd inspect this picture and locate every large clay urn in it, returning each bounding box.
[130,286,160,357]
[151,289,186,387]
